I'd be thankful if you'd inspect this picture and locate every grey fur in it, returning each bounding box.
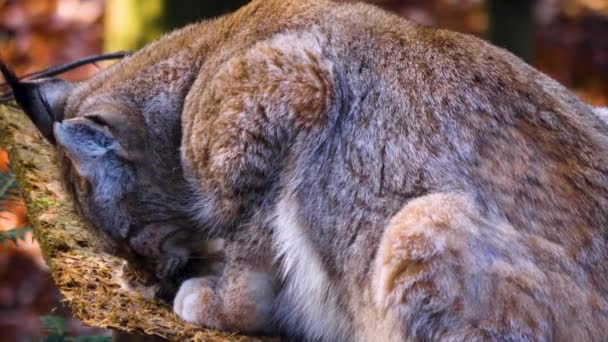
[7,0,608,340]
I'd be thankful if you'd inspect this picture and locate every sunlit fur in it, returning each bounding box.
[6,0,608,340]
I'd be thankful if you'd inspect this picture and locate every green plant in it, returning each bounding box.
[0,225,32,246]
[0,161,30,246]
[40,315,110,342]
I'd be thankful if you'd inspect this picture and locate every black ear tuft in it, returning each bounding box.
[0,60,39,122]
[0,59,21,88]
[0,59,73,145]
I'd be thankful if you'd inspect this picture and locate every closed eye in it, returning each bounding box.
[85,114,110,128]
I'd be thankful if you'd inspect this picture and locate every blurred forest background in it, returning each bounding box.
[0,0,607,340]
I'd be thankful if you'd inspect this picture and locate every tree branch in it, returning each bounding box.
[0,104,264,341]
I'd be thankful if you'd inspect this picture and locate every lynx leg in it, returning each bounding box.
[173,266,275,334]
[366,192,476,341]
[369,192,605,341]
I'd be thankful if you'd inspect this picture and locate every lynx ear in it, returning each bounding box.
[0,60,74,144]
[54,118,133,198]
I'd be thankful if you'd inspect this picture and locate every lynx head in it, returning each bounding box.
[0,61,196,283]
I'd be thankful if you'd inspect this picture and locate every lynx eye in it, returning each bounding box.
[85,114,110,128]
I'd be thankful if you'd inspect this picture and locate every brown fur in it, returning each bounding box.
[9,0,608,340]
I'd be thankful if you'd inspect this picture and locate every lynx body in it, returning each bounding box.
[3,0,608,340]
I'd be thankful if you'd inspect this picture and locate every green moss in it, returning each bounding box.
[0,104,263,341]
[30,196,61,210]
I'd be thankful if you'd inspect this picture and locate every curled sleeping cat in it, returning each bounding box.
[3,0,608,340]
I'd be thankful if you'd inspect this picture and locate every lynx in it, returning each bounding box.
[3,0,608,340]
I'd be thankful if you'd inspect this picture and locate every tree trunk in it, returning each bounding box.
[0,104,265,342]
[104,0,251,51]
[487,0,533,62]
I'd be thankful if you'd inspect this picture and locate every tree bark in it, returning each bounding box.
[0,104,264,341]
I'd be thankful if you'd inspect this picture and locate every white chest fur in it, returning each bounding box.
[273,193,351,341]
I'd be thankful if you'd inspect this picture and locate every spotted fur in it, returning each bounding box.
[4,0,608,340]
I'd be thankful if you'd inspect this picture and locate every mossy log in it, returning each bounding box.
[0,104,263,341]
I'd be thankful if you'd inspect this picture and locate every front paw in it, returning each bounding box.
[173,276,223,329]
[173,272,276,334]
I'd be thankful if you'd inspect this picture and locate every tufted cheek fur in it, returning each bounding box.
[54,118,136,240]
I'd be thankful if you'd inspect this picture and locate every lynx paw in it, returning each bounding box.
[173,276,222,328]
[173,272,275,333]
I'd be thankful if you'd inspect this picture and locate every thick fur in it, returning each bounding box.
[10,0,608,340]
